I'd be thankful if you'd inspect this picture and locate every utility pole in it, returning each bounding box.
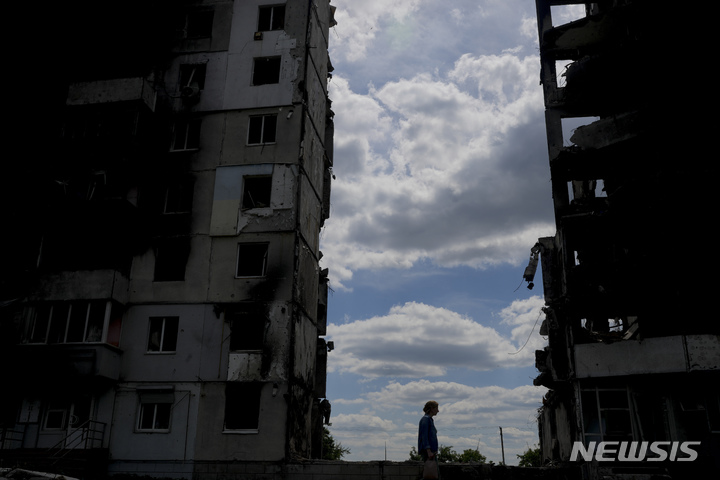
[499,427,505,465]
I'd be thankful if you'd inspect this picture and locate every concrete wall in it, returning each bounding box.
[105,460,577,480]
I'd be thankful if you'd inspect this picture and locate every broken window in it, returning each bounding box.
[229,308,265,351]
[28,301,107,344]
[186,9,214,38]
[247,115,277,145]
[257,5,285,31]
[179,63,207,91]
[236,243,269,277]
[154,237,191,282]
[147,317,179,353]
[242,175,272,210]
[252,57,281,85]
[224,383,262,431]
[581,388,634,446]
[170,118,201,151]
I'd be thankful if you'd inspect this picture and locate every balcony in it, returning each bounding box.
[574,334,720,379]
[16,343,122,384]
[66,77,156,112]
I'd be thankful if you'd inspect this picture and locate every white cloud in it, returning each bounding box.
[326,298,546,377]
[327,379,546,462]
[323,55,553,290]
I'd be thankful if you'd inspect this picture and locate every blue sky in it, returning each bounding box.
[318,0,585,464]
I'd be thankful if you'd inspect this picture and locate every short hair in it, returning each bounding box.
[423,401,439,413]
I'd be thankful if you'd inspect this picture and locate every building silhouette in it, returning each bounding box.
[531,1,718,478]
[0,1,336,478]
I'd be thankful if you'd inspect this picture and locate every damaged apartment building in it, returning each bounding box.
[530,1,718,478]
[0,0,336,478]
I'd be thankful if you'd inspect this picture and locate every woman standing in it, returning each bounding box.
[418,401,439,478]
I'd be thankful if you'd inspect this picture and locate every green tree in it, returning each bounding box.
[409,447,422,461]
[410,445,486,463]
[457,448,487,463]
[517,446,542,467]
[322,427,350,460]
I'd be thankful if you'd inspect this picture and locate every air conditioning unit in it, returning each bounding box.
[181,83,201,101]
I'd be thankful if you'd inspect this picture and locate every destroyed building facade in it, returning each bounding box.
[0,1,336,478]
[532,1,718,478]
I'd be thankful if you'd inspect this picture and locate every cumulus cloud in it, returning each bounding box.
[323,56,553,289]
[320,1,554,291]
[328,379,545,462]
[326,298,546,378]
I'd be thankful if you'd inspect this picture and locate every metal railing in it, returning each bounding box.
[0,425,26,450]
[46,420,107,462]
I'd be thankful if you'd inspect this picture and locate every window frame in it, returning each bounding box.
[170,117,201,152]
[241,175,273,210]
[252,57,281,86]
[146,316,180,354]
[235,243,269,278]
[257,4,286,32]
[580,387,636,446]
[224,383,262,433]
[136,402,172,433]
[247,115,277,146]
[179,63,207,91]
[27,301,108,345]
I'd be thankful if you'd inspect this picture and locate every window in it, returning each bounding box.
[247,115,277,145]
[236,243,269,278]
[147,317,179,353]
[242,176,272,210]
[163,179,194,214]
[28,301,107,344]
[179,63,207,90]
[258,5,285,31]
[224,383,262,431]
[170,118,201,151]
[136,388,174,432]
[154,237,191,281]
[186,9,214,38]
[44,400,69,430]
[252,57,281,85]
[42,396,92,431]
[229,308,265,351]
[137,403,171,432]
[581,388,634,446]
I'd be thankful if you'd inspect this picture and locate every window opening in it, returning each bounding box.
[154,237,191,282]
[581,387,634,446]
[179,63,207,91]
[137,402,172,432]
[258,5,285,31]
[242,176,272,210]
[229,308,265,351]
[164,179,194,214]
[236,243,269,278]
[170,118,201,151]
[147,317,179,353]
[252,57,281,85]
[247,115,277,145]
[28,301,107,344]
[224,383,262,431]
